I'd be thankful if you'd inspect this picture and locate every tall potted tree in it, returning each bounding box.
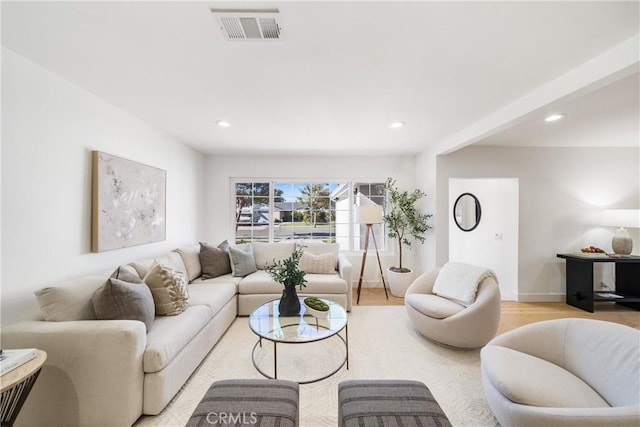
[383,178,432,297]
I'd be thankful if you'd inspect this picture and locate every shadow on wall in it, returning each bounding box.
[527,259,566,300]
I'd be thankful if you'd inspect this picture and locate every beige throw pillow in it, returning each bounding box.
[299,252,336,274]
[175,245,202,281]
[143,263,189,316]
[34,275,107,321]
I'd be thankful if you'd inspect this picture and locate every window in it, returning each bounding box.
[233,180,386,250]
[354,182,386,252]
[234,182,270,243]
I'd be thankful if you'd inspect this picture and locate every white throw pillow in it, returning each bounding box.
[299,252,336,274]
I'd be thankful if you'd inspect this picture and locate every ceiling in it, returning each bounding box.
[2,1,639,156]
[477,72,640,147]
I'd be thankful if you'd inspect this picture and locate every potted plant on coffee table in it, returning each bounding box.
[266,244,307,316]
[303,297,330,319]
[383,177,432,297]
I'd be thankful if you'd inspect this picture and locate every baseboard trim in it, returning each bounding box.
[517,293,565,302]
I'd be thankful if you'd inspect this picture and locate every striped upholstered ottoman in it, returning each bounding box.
[186,379,299,427]
[338,380,451,427]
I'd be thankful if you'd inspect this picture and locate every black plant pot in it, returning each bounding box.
[279,286,300,316]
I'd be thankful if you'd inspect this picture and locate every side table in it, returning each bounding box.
[0,350,46,426]
[557,253,640,312]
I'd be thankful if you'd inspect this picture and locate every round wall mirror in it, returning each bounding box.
[453,193,481,232]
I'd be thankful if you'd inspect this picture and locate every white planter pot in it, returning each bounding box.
[387,267,414,297]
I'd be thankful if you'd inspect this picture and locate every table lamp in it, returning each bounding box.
[602,209,640,255]
[355,205,388,304]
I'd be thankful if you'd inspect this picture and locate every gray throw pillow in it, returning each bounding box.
[229,245,258,277]
[93,267,155,331]
[199,241,232,279]
[111,265,144,283]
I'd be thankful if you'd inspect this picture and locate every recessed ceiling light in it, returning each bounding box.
[216,120,231,127]
[390,121,405,128]
[544,114,566,122]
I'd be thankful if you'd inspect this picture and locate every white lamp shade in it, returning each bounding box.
[356,205,383,224]
[602,209,640,228]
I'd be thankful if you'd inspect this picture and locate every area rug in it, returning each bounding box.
[135,306,498,427]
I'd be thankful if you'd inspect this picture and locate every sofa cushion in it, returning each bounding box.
[299,252,336,274]
[174,245,202,282]
[192,274,241,289]
[405,294,465,319]
[188,282,237,314]
[303,273,348,294]
[199,241,232,279]
[93,277,155,331]
[157,252,189,279]
[144,305,212,373]
[143,263,190,316]
[229,245,258,277]
[481,345,610,408]
[238,270,347,294]
[34,273,108,321]
[238,270,280,294]
[131,252,189,281]
[252,242,295,269]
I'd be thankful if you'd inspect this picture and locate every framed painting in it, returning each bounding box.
[92,151,166,252]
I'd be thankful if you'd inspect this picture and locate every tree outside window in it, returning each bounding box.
[232,180,384,249]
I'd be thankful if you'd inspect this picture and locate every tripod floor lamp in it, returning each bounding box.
[356,205,389,304]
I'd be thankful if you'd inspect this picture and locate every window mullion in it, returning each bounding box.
[269,181,275,243]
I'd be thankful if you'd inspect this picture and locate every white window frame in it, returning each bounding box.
[230,178,387,252]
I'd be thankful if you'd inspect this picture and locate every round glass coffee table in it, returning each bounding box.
[248,297,348,384]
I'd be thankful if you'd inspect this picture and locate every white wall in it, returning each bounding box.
[415,148,438,274]
[436,146,639,301]
[449,178,519,300]
[1,48,206,324]
[204,154,418,288]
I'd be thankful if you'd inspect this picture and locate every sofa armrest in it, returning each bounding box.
[1,319,146,427]
[338,254,353,311]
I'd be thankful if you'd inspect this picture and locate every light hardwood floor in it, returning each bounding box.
[353,289,640,333]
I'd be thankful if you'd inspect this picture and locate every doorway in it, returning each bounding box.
[449,178,519,300]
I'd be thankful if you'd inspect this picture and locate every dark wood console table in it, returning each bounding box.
[557,254,640,313]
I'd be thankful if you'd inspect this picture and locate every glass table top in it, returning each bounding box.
[248,298,347,343]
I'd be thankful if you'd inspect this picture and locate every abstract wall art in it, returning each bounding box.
[92,151,166,252]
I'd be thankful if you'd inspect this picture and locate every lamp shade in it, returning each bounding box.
[356,205,383,224]
[602,209,640,228]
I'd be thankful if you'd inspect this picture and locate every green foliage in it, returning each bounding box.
[304,297,329,311]
[296,183,331,227]
[234,182,283,230]
[383,178,433,270]
[265,244,307,290]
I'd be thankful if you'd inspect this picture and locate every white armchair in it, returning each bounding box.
[481,318,640,427]
[404,268,501,349]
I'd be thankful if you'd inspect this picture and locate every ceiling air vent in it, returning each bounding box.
[211,9,283,41]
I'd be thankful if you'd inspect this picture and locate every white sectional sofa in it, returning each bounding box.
[1,240,351,427]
